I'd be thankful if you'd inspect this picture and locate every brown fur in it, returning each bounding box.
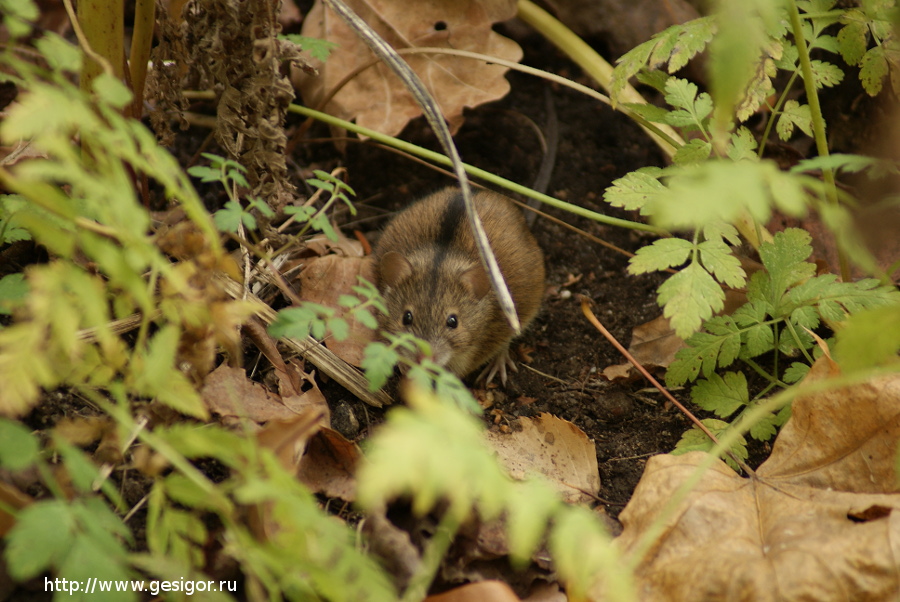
[372,187,545,378]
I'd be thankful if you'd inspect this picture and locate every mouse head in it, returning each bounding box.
[377,250,492,376]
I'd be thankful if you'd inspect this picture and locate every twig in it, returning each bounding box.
[579,296,755,476]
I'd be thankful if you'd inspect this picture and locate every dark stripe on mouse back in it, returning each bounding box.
[428,190,466,285]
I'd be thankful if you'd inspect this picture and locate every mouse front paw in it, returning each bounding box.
[475,344,518,386]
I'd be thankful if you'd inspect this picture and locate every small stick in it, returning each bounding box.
[579,296,755,476]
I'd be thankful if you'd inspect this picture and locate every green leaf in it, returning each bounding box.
[0,195,33,244]
[837,14,868,65]
[506,480,560,565]
[671,418,748,472]
[835,306,900,372]
[248,196,276,218]
[658,262,724,338]
[610,17,716,100]
[663,78,712,131]
[628,237,693,273]
[692,371,749,417]
[311,212,338,241]
[860,45,888,95]
[673,138,712,164]
[92,73,133,109]
[53,439,102,494]
[809,60,844,88]
[185,164,220,182]
[777,100,813,141]
[361,342,398,391]
[57,532,136,602]
[0,273,28,315]
[757,228,816,308]
[284,205,316,221]
[213,200,244,233]
[645,160,808,231]
[131,325,207,419]
[356,385,505,521]
[727,127,759,161]
[602,168,667,213]
[748,408,779,441]
[698,239,746,288]
[34,32,83,73]
[281,34,339,62]
[783,361,810,383]
[5,499,75,579]
[791,153,898,176]
[327,317,350,341]
[621,101,671,124]
[270,305,325,340]
[667,316,742,387]
[0,418,40,470]
[702,221,742,247]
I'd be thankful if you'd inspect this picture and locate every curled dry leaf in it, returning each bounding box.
[425,580,522,602]
[297,428,361,501]
[610,357,900,601]
[298,254,378,366]
[486,413,600,504]
[298,0,522,136]
[201,363,303,424]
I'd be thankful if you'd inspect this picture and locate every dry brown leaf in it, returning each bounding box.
[610,358,900,601]
[255,408,327,474]
[486,413,599,504]
[604,290,749,381]
[0,481,32,538]
[298,0,521,137]
[201,363,298,424]
[298,254,378,366]
[425,580,522,602]
[274,359,330,418]
[249,408,327,542]
[297,428,361,501]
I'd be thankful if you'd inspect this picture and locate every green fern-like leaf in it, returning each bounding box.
[602,168,666,213]
[667,316,742,387]
[692,371,749,418]
[671,418,748,472]
[611,16,716,101]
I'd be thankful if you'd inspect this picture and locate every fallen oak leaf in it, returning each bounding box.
[609,358,900,601]
[298,0,521,137]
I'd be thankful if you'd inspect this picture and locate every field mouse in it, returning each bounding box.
[373,187,545,384]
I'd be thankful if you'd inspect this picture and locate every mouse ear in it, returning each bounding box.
[379,251,413,288]
[460,264,491,299]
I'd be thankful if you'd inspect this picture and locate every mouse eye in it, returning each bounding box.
[446,314,458,329]
[402,310,413,326]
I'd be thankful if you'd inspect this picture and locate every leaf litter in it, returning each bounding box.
[297,0,522,136]
[610,356,900,601]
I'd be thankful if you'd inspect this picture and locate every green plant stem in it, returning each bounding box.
[516,0,684,160]
[288,104,668,235]
[787,0,850,281]
[741,357,789,389]
[782,319,816,364]
[401,511,461,602]
[758,71,800,158]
